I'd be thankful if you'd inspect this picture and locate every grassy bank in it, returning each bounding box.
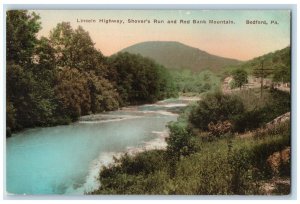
[91,89,291,195]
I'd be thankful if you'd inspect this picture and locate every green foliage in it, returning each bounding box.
[273,64,291,83]
[92,119,290,195]
[224,46,290,84]
[87,73,120,113]
[231,88,271,111]
[189,89,290,133]
[232,109,264,132]
[48,22,120,121]
[231,68,248,89]
[6,11,177,136]
[6,10,41,64]
[252,121,291,178]
[263,89,290,121]
[54,67,91,120]
[89,85,290,195]
[7,62,56,130]
[6,11,59,134]
[189,92,245,131]
[49,22,106,73]
[93,150,170,194]
[268,46,291,83]
[170,69,220,94]
[166,122,197,161]
[6,100,16,137]
[232,89,290,132]
[114,150,166,176]
[108,52,177,105]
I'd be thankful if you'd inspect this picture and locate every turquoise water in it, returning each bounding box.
[6,100,185,195]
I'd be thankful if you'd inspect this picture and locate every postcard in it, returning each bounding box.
[6,9,291,196]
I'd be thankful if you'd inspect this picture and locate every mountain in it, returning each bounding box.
[119,41,241,73]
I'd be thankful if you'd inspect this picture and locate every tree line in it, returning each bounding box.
[224,46,291,84]
[6,10,176,136]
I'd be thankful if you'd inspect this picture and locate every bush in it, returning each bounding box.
[101,150,166,178]
[232,109,264,132]
[232,89,290,132]
[94,150,169,194]
[166,122,197,160]
[254,119,290,139]
[261,89,290,122]
[121,150,166,175]
[208,120,233,137]
[189,92,245,131]
[173,138,260,195]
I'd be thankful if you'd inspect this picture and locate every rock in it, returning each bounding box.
[267,147,290,176]
[266,112,290,129]
[260,178,290,195]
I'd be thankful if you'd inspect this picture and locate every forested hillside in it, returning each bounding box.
[225,46,291,83]
[121,41,241,73]
[6,11,176,136]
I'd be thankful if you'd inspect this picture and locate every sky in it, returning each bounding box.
[34,10,291,61]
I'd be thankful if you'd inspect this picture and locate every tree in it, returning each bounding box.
[108,52,175,105]
[272,46,290,83]
[54,67,91,120]
[6,99,16,136]
[6,15,178,135]
[232,69,248,90]
[6,10,41,65]
[49,22,106,74]
[6,11,58,134]
[7,63,56,130]
[273,64,290,83]
[87,72,120,113]
[49,22,121,120]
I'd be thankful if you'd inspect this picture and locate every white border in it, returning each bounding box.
[1,0,299,203]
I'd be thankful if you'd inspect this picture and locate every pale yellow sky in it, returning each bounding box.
[34,10,291,61]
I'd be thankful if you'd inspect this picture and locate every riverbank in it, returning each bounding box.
[91,89,291,195]
[92,120,290,195]
[6,98,190,195]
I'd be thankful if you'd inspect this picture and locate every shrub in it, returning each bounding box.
[227,148,260,194]
[165,122,198,177]
[94,150,168,194]
[261,89,290,122]
[232,109,264,132]
[208,120,233,137]
[173,138,259,195]
[166,122,197,160]
[231,89,290,133]
[254,119,290,139]
[189,92,245,131]
[121,150,166,175]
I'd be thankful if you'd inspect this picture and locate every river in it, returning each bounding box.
[6,98,194,195]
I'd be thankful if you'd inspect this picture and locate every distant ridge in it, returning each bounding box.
[227,46,291,74]
[119,41,241,73]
